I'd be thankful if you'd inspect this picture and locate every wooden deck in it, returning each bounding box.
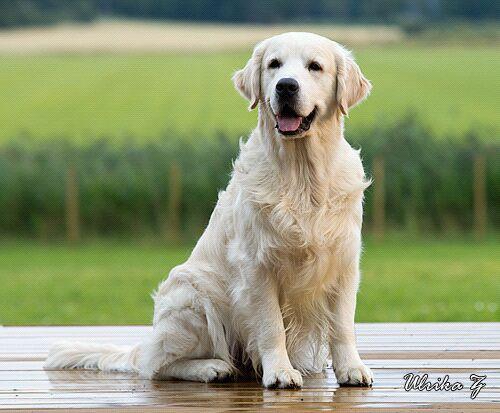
[1,323,499,411]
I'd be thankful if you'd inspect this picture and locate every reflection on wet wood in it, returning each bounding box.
[0,323,498,411]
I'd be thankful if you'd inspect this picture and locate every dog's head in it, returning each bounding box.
[233,32,371,139]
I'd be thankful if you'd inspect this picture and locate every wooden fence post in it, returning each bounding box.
[473,153,487,240]
[166,162,182,242]
[65,165,80,243]
[373,155,385,240]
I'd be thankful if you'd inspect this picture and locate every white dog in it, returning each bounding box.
[45,32,373,389]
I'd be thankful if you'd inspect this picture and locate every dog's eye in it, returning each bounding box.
[308,61,322,72]
[268,59,282,69]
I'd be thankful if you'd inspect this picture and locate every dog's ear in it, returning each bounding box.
[232,40,266,110]
[335,49,372,116]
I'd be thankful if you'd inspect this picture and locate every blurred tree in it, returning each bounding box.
[0,0,498,28]
[0,0,97,28]
[441,0,499,20]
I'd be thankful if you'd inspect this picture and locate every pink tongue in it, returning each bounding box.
[277,115,302,132]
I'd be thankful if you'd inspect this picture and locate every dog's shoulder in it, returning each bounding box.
[330,139,370,198]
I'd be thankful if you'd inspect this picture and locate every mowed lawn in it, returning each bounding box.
[0,45,498,143]
[0,238,497,325]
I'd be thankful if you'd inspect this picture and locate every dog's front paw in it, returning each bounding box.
[335,362,373,387]
[263,367,303,389]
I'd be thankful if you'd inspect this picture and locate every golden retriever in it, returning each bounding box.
[46,32,373,389]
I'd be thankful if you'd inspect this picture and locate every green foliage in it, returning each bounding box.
[359,115,499,232]
[0,0,97,28]
[0,115,498,239]
[1,0,498,26]
[0,47,498,142]
[0,238,497,324]
[0,135,236,238]
[108,0,500,23]
[400,20,500,43]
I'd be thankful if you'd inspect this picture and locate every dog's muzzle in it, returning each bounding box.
[274,105,317,136]
[273,78,316,136]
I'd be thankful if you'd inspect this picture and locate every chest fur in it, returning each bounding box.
[256,189,362,292]
[268,191,360,247]
[230,134,368,288]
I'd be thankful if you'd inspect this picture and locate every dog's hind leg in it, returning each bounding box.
[138,282,234,382]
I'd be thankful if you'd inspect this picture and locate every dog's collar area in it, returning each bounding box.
[274,107,317,136]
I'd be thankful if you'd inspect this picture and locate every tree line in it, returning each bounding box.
[0,115,497,240]
[1,0,498,28]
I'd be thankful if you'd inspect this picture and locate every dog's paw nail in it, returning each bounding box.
[336,363,373,387]
[263,367,303,389]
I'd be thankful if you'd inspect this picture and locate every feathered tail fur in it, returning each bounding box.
[44,341,140,372]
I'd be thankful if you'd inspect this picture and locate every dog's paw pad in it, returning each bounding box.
[263,367,303,389]
[335,363,373,387]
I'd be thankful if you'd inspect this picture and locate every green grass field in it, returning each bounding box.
[0,45,498,143]
[1,238,497,325]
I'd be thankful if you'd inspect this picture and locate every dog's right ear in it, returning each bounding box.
[232,40,266,111]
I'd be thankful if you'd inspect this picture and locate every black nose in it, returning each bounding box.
[276,78,299,98]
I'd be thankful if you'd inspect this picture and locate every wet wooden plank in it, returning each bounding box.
[0,323,498,411]
[0,370,497,389]
[2,360,500,374]
[4,338,499,347]
[1,404,491,412]
[1,323,498,336]
[1,368,498,382]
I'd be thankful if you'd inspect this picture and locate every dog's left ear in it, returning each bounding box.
[232,40,267,110]
[335,49,372,116]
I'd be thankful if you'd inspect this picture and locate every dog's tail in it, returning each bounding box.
[44,341,141,372]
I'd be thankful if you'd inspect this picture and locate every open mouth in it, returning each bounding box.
[275,105,317,136]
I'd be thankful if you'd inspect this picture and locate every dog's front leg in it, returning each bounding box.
[329,262,373,387]
[238,272,303,389]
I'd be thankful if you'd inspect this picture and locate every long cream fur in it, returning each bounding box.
[45,32,374,389]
